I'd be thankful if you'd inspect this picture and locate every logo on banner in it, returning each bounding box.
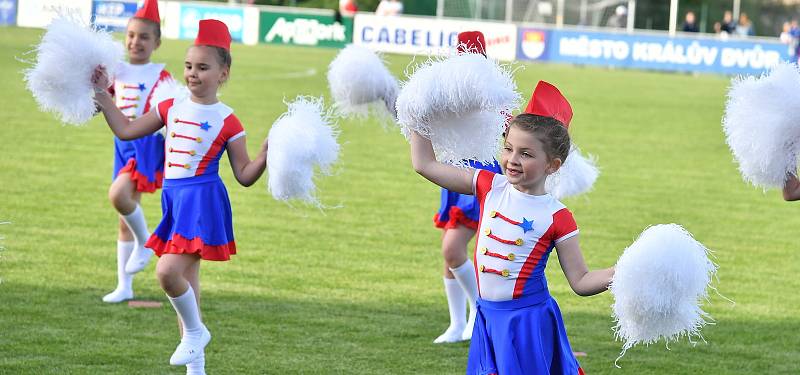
[265,17,346,46]
[520,30,546,60]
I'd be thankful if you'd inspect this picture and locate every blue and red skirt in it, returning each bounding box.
[434,159,502,230]
[466,287,584,375]
[145,174,236,261]
[113,134,165,193]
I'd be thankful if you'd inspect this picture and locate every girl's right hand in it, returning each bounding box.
[91,65,110,94]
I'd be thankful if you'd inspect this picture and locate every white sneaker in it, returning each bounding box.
[433,324,467,344]
[124,244,154,274]
[462,310,476,341]
[186,351,206,375]
[102,287,133,303]
[170,326,211,366]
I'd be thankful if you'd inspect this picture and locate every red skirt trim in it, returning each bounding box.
[117,158,163,193]
[433,206,479,230]
[145,232,236,261]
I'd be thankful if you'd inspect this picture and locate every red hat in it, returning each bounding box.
[457,31,486,57]
[133,0,160,23]
[194,19,232,51]
[524,81,573,128]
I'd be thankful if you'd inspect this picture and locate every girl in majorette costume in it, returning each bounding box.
[102,0,172,304]
[92,19,268,373]
[432,31,503,344]
[411,81,614,374]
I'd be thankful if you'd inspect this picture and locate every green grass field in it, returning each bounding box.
[1,26,798,374]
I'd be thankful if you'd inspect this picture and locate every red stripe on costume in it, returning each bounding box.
[143,70,172,114]
[175,119,202,126]
[474,170,495,206]
[145,232,236,261]
[491,211,520,225]
[117,158,163,193]
[485,229,522,246]
[512,223,556,299]
[157,98,175,123]
[196,114,244,176]
[119,104,137,110]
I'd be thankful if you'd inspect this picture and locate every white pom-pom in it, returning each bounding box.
[722,62,800,189]
[610,224,718,365]
[24,14,124,125]
[267,96,340,206]
[396,53,520,166]
[328,45,398,118]
[148,77,190,110]
[545,144,599,200]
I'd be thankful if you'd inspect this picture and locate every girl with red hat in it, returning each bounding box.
[91,19,268,372]
[102,0,171,304]
[410,81,614,374]
[431,30,503,344]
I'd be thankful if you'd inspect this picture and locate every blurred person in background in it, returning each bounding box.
[682,11,699,33]
[719,10,736,35]
[376,0,403,16]
[735,12,755,37]
[606,5,627,28]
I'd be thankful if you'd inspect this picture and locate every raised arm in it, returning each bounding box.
[91,66,164,140]
[783,173,800,201]
[226,136,268,187]
[554,235,615,296]
[409,131,474,194]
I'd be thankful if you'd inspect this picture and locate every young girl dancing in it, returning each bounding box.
[92,19,268,372]
[102,0,172,303]
[410,81,614,374]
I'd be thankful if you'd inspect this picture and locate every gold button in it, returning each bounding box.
[480,247,487,255]
[189,150,196,156]
[515,239,523,246]
[183,164,191,169]
[489,210,497,217]
[479,265,485,272]
[170,132,176,137]
[507,253,515,261]
[196,137,202,143]
[484,228,491,236]
[169,147,174,152]
[174,118,179,123]
[501,269,509,277]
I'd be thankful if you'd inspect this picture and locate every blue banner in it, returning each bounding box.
[0,0,16,26]
[179,4,244,42]
[518,27,790,76]
[92,0,138,32]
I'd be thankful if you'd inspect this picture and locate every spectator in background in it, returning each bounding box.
[682,11,699,33]
[735,12,755,37]
[339,0,357,15]
[606,5,627,28]
[780,21,798,61]
[719,10,736,35]
[376,0,403,16]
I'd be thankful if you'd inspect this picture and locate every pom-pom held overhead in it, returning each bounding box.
[24,14,124,125]
[267,96,340,207]
[610,224,718,365]
[327,45,399,119]
[545,145,599,200]
[722,62,800,189]
[395,53,520,166]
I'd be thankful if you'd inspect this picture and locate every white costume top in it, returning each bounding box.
[112,62,169,119]
[472,170,579,302]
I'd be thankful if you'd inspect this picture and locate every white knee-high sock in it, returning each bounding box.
[450,260,479,340]
[450,260,478,314]
[102,241,135,303]
[443,277,467,327]
[121,205,149,246]
[168,285,204,335]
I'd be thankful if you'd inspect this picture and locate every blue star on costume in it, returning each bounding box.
[138,83,146,91]
[518,217,534,233]
[199,121,211,131]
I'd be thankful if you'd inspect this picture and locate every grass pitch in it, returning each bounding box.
[0,26,798,374]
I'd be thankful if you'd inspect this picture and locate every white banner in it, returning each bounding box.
[353,14,517,61]
[17,0,93,28]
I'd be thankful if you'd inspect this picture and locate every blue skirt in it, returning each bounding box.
[466,290,582,375]
[113,134,165,193]
[434,159,502,229]
[145,174,236,261]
